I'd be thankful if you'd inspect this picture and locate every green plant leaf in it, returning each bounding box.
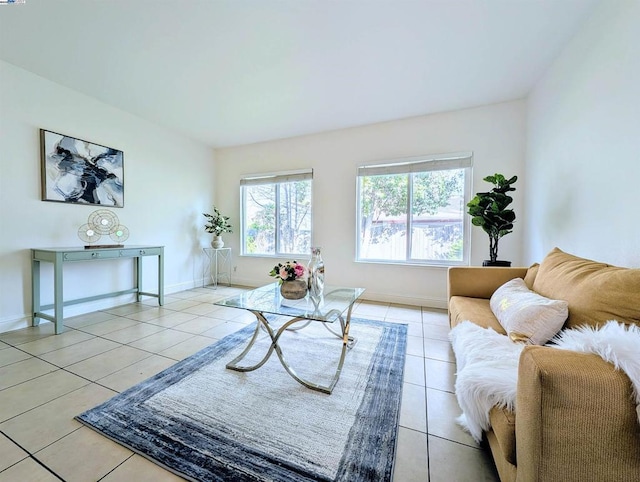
[467,173,517,259]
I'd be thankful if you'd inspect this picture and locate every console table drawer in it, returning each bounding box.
[60,247,163,261]
[120,247,162,257]
[63,250,121,261]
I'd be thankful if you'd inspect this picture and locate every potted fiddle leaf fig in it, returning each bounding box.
[467,173,517,266]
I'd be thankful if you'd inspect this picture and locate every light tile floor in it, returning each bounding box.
[0,286,499,481]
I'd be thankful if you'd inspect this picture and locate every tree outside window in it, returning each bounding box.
[357,154,471,265]
[241,171,312,256]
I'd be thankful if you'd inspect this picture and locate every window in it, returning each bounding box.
[241,169,312,256]
[356,153,472,265]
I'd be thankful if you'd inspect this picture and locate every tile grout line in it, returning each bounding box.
[0,428,66,480]
[421,306,432,482]
[96,453,137,482]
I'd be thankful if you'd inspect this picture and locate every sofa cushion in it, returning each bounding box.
[449,296,505,333]
[489,406,517,466]
[485,430,517,482]
[532,247,640,329]
[490,278,568,345]
[523,263,539,289]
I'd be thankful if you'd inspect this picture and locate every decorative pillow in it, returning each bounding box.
[490,278,568,345]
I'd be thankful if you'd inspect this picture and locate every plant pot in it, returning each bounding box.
[211,235,224,249]
[280,279,307,300]
[482,260,512,267]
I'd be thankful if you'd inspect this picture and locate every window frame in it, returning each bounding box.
[355,152,472,266]
[240,169,313,257]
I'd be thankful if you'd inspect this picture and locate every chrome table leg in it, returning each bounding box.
[226,309,355,394]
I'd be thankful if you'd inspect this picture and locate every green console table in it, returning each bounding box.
[31,245,164,334]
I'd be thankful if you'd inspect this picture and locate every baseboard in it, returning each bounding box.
[0,315,32,333]
[359,291,447,310]
[223,276,261,289]
[0,280,206,334]
[0,294,140,334]
[170,279,203,294]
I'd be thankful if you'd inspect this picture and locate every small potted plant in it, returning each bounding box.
[203,207,232,248]
[269,261,308,299]
[466,173,517,266]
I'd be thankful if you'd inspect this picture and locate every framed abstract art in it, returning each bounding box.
[40,129,124,207]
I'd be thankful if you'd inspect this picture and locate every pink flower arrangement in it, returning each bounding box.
[269,261,308,283]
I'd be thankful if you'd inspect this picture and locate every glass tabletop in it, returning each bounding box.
[214,282,365,322]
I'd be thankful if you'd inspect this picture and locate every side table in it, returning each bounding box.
[203,247,232,288]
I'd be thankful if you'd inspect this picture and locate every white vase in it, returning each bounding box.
[211,235,224,249]
[307,247,325,299]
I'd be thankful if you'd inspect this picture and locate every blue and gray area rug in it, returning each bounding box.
[77,317,407,482]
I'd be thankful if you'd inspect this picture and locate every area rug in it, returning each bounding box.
[76,317,407,481]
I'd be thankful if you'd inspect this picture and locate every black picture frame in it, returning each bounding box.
[40,129,124,207]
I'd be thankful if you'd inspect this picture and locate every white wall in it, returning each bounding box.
[0,61,216,332]
[215,100,526,308]
[525,1,640,267]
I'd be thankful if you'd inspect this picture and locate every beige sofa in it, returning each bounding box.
[447,248,640,482]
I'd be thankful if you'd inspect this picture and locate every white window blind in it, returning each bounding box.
[357,152,472,177]
[240,169,313,186]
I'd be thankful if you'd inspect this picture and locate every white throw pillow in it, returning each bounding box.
[490,278,568,345]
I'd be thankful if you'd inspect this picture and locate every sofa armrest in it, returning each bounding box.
[516,346,640,482]
[447,267,528,300]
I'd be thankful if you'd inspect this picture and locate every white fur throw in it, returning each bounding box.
[449,320,640,443]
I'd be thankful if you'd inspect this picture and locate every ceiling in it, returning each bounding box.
[0,0,599,148]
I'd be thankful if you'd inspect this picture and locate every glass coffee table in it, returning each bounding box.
[215,282,365,394]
